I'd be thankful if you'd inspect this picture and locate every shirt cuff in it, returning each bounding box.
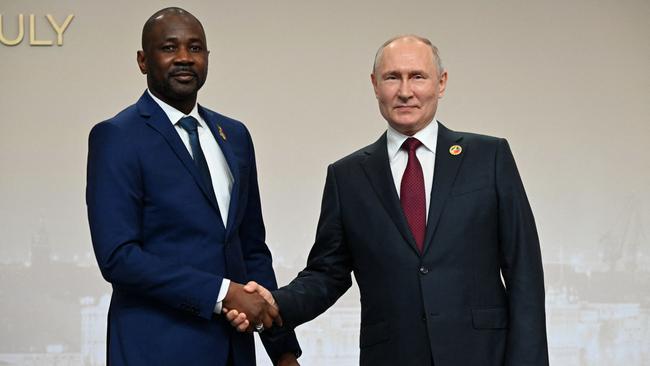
[213,278,231,314]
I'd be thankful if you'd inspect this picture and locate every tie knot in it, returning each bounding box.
[402,137,422,153]
[177,116,199,133]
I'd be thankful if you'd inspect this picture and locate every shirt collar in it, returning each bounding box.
[147,89,203,127]
[386,119,439,161]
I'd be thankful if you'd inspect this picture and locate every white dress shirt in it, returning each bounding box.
[386,119,438,222]
[147,90,231,314]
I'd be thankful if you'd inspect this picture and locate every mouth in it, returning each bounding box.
[394,105,419,110]
[170,71,197,82]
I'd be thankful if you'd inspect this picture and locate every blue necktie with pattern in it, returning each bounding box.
[177,116,217,203]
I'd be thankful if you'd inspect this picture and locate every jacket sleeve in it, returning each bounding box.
[495,138,549,366]
[273,164,354,328]
[86,121,222,320]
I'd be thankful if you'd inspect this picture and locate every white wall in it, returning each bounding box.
[1,0,649,365]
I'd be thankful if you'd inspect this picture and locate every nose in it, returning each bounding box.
[397,80,413,101]
[174,46,194,64]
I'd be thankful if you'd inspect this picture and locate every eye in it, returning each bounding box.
[161,45,176,52]
[189,45,203,52]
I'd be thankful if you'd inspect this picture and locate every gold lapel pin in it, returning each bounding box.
[218,125,227,141]
[449,145,462,156]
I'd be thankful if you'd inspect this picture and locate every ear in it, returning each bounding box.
[371,73,379,99]
[438,70,448,98]
[137,50,147,75]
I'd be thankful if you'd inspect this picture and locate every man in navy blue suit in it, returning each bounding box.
[86,7,300,365]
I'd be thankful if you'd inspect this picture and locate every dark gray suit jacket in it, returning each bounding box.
[273,122,549,366]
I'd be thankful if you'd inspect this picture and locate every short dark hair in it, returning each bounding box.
[141,7,204,50]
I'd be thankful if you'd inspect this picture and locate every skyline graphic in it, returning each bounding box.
[0,201,648,365]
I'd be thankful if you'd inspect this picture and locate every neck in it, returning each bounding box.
[149,89,197,115]
[172,100,196,115]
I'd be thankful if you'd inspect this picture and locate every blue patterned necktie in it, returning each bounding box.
[177,116,217,203]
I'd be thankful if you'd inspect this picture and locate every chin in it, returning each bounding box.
[392,113,418,124]
[393,118,418,127]
[168,86,199,99]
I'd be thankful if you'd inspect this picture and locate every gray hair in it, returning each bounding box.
[372,35,444,76]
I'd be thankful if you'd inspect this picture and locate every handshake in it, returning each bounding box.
[222,282,301,365]
[222,281,278,333]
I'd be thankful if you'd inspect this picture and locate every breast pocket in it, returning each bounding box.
[451,177,491,197]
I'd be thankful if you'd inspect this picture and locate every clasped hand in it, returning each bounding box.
[222,281,279,332]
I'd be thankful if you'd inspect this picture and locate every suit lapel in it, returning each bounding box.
[361,133,421,256]
[137,93,223,220]
[422,122,464,255]
[200,107,241,239]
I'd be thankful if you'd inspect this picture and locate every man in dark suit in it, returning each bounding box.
[86,7,300,365]
[236,35,549,365]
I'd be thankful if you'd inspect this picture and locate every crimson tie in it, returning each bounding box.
[400,137,426,253]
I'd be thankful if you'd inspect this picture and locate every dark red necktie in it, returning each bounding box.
[400,137,426,253]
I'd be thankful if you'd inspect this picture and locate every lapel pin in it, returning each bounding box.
[449,145,462,156]
[218,125,227,141]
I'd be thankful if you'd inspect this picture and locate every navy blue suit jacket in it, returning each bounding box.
[273,123,548,366]
[87,92,299,365]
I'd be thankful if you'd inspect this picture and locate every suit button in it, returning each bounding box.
[419,266,429,275]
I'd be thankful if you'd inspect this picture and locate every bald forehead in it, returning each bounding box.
[373,35,443,76]
[141,8,205,50]
[385,37,428,50]
[376,39,435,71]
[383,38,433,60]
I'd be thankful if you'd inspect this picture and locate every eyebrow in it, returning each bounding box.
[159,36,205,43]
[382,69,430,77]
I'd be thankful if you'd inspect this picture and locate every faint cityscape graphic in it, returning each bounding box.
[0,202,648,366]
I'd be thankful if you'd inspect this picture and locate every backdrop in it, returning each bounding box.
[1,0,648,365]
